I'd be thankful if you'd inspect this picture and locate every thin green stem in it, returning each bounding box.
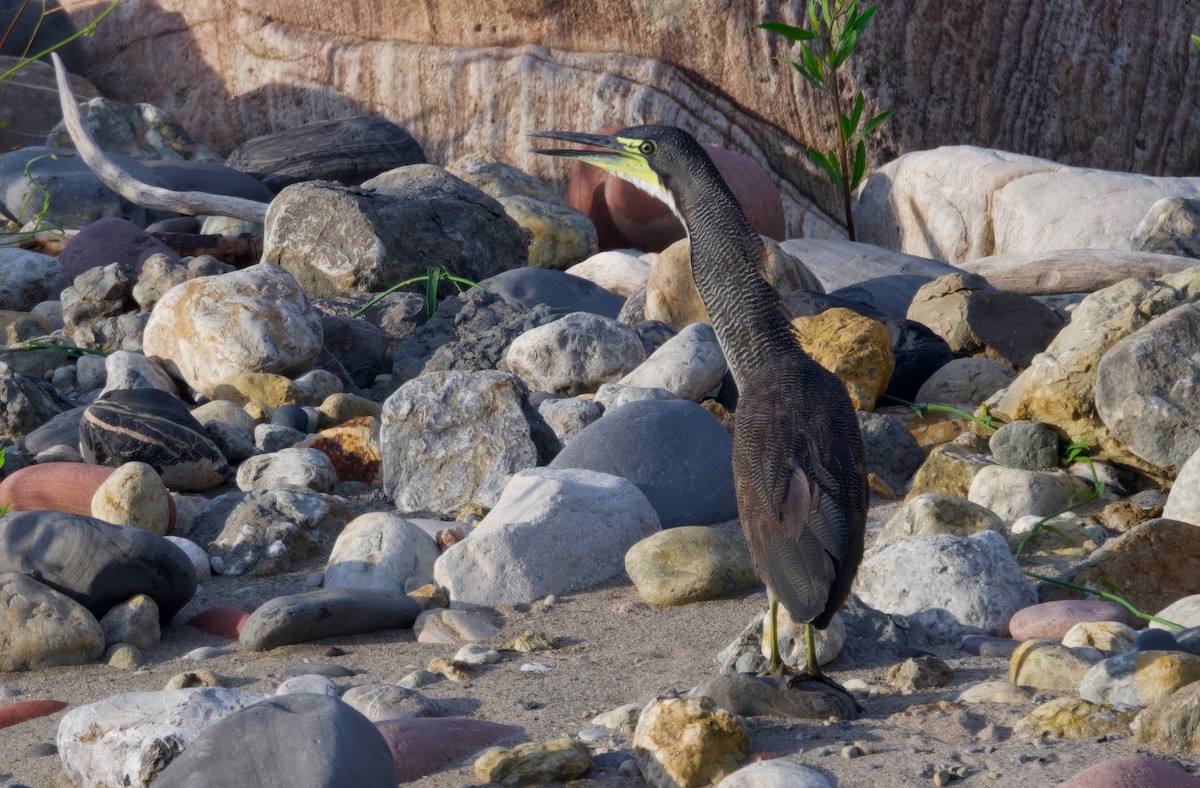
[0,0,124,83]
[1024,571,1182,631]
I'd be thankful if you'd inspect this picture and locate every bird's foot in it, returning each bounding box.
[786,670,864,714]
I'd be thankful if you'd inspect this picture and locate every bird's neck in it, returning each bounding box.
[675,181,801,387]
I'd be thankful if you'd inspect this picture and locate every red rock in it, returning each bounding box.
[375,717,521,783]
[0,462,177,533]
[0,699,68,729]
[187,607,250,640]
[1058,755,1199,788]
[1008,599,1135,642]
[564,126,785,252]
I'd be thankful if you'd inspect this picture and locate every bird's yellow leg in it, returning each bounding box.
[767,593,782,672]
[805,622,818,677]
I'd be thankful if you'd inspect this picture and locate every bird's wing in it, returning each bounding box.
[734,403,852,624]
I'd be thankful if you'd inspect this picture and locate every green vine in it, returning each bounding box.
[3,336,108,358]
[882,394,1001,433]
[354,265,488,319]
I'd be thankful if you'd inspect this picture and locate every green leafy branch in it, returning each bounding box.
[3,335,108,358]
[353,265,488,320]
[760,0,894,241]
[0,447,9,516]
[882,394,1001,434]
[1192,33,1200,52]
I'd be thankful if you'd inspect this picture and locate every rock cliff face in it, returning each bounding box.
[61,0,1200,236]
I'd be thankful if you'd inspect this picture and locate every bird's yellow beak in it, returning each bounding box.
[529,130,662,192]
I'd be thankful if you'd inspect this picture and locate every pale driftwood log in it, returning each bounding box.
[957,248,1196,295]
[51,53,269,224]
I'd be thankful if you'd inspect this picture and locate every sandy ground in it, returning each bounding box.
[3,497,1199,788]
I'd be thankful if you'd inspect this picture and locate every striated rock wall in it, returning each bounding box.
[60,0,1200,237]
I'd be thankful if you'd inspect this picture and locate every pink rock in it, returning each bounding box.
[375,717,522,782]
[0,699,68,729]
[187,607,250,640]
[1058,755,1199,788]
[0,463,177,534]
[1008,599,1135,642]
[564,126,785,252]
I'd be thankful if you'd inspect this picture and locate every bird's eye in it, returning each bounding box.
[639,140,656,155]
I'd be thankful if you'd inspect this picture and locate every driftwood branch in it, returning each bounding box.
[51,53,269,224]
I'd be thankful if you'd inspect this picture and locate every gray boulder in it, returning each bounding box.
[194,489,353,576]
[0,572,104,670]
[853,529,1037,638]
[550,399,736,527]
[914,357,1018,405]
[1131,196,1200,258]
[57,688,272,788]
[968,465,1084,522]
[989,420,1061,471]
[239,588,421,651]
[617,322,728,401]
[1095,302,1200,474]
[381,370,545,512]
[906,272,1063,368]
[433,468,661,605]
[0,367,69,443]
[481,266,626,319]
[857,411,925,491]
[324,512,440,593]
[226,114,425,190]
[47,96,223,162]
[262,165,525,299]
[500,312,646,395]
[235,448,338,494]
[0,248,68,311]
[0,510,197,623]
[1164,448,1200,526]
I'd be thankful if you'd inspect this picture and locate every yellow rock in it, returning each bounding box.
[906,444,993,501]
[790,308,894,411]
[296,416,381,484]
[211,371,300,409]
[499,194,597,270]
[318,392,383,429]
[90,461,171,535]
[1010,639,1103,693]
[473,736,592,784]
[1061,621,1137,654]
[1133,680,1200,748]
[633,695,749,788]
[1014,697,1135,739]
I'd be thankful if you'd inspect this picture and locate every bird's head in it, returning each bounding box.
[530,124,715,222]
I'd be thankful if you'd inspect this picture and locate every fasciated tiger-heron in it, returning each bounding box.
[531,125,868,691]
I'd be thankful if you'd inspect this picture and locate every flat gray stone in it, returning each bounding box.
[239,588,421,651]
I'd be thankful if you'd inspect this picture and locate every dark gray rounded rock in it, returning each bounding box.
[0,147,174,228]
[549,399,736,527]
[319,316,390,388]
[79,388,231,492]
[239,588,421,651]
[16,403,79,457]
[226,115,425,191]
[0,5,86,74]
[1133,628,1180,652]
[989,420,1060,470]
[143,160,276,202]
[153,693,396,788]
[481,267,625,320]
[270,404,309,431]
[58,218,179,280]
[857,411,925,491]
[0,510,197,623]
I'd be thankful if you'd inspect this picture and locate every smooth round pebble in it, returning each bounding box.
[270,404,310,431]
[454,644,501,665]
[1008,599,1133,642]
[276,674,340,696]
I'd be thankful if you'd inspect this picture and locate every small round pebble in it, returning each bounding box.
[104,644,142,670]
[454,644,501,665]
[398,669,438,689]
[277,674,340,696]
[618,759,639,778]
[520,662,553,673]
[1133,628,1180,652]
[842,744,865,759]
